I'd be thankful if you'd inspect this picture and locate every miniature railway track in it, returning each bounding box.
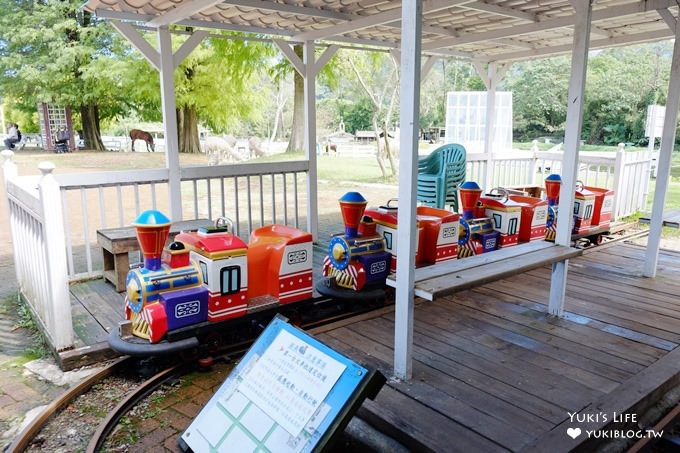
[7,299,384,452]
[627,403,680,452]
[575,221,648,253]
[9,223,652,452]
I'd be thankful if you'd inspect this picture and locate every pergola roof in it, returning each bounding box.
[85,0,679,63]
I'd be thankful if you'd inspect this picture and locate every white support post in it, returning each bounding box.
[38,162,73,351]
[394,0,422,381]
[644,18,680,277]
[157,27,182,221]
[548,0,592,316]
[2,149,17,182]
[303,41,319,241]
[483,62,497,191]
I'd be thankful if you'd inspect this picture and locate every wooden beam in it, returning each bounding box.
[423,0,678,52]
[110,22,160,70]
[644,15,680,277]
[173,30,209,69]
[394,0,423,381]
[146,0,224,27]
[303,41,319,241]
[464,1,538,22]
[157,27,182,221]
[548,0,592,316]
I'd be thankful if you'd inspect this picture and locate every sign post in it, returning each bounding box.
[179,315,385,452]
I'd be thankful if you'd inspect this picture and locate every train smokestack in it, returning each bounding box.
[545,174,561,206]
[338,192,367,238]
[132,210,171,271]
[459,181,482,220]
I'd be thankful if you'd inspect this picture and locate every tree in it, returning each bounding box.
[270,44,339,153]
[505,57,570,141]
[0,0,136,150]
[342,50,400,178]
[169,33,272,153]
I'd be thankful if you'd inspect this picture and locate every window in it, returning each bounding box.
[507,217,518,235]
[383,231,393,251]
[573,201,581,215]
[221,266,241,295]
[492,213,502,229]
[200,261,208,284]
[584,204,593,220]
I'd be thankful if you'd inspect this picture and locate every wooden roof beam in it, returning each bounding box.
[462,1,538,22]
[292,0,474,42]
[423,0,678,51]
[146,0,224,27]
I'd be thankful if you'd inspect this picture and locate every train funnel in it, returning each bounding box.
[132,210,171,271]
[459,181,482,220]
[545,174,561,206]
[339,192,368,238]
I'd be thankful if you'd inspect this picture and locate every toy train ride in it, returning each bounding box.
[109,173,614,356]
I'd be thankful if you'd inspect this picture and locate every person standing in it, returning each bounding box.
[4,123,19,149]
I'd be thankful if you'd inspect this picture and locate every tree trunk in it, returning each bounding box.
[372,117,387,178]
[177,106,201,153]
[286,44,305,153]
[79,104,105,151]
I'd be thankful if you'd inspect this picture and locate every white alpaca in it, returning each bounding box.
[204,136,244,165]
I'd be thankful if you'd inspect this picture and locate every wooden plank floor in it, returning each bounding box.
[311,243,680,452]
[65,232,680,450]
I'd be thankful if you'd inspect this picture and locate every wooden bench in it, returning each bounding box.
[97,219,210,292]
[386,241,582,301]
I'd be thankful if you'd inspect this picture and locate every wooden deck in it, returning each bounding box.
[62,235,680,450]
[311,242,680,452]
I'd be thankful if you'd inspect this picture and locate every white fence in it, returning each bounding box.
[1,144,652,352]
[2,151,309,352]
[465,143,651,220]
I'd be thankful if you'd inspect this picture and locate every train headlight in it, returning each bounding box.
[126,278,143,313]
[328,236,350,270]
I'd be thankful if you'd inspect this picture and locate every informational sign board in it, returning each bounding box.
[645,104,665,138]
[179,315,385,453]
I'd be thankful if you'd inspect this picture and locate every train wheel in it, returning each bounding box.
[590,234,604,246]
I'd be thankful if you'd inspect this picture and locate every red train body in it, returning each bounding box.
[122,211,313,344]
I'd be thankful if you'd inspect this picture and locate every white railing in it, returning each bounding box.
[465,143,650,219]
[2,152,72,351]
[1,144,652,353]
[56,160,310,280]
[1,153,309,352]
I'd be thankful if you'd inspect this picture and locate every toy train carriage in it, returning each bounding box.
[321,192,391,291]
[506,194,549,242]
[364,199,459,272]
[125,211,313,343]
[477,190,522,247]
[572,183,597,235]
[543,175,615,240]
[585,185,614,230]
[178,222,314,316]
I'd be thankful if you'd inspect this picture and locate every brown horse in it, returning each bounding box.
[130,129,155,152]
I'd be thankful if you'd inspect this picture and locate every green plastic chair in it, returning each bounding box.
[416,143,467,212]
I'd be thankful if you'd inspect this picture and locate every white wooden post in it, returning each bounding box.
[38,162,73,350]
[548,0,591,316]
[530,140,539,185]
[644,21,680,277]
[2,150,17,182]
[303,41,319,241]
[394,0,422,381]
[158,27,182,221]
[483,63,497,191]
[611,144,625,221]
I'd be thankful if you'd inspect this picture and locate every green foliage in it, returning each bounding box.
[335,97,373,133]
[505,57,570,141]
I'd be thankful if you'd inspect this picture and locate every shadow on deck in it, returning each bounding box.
[309,242,680,452]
